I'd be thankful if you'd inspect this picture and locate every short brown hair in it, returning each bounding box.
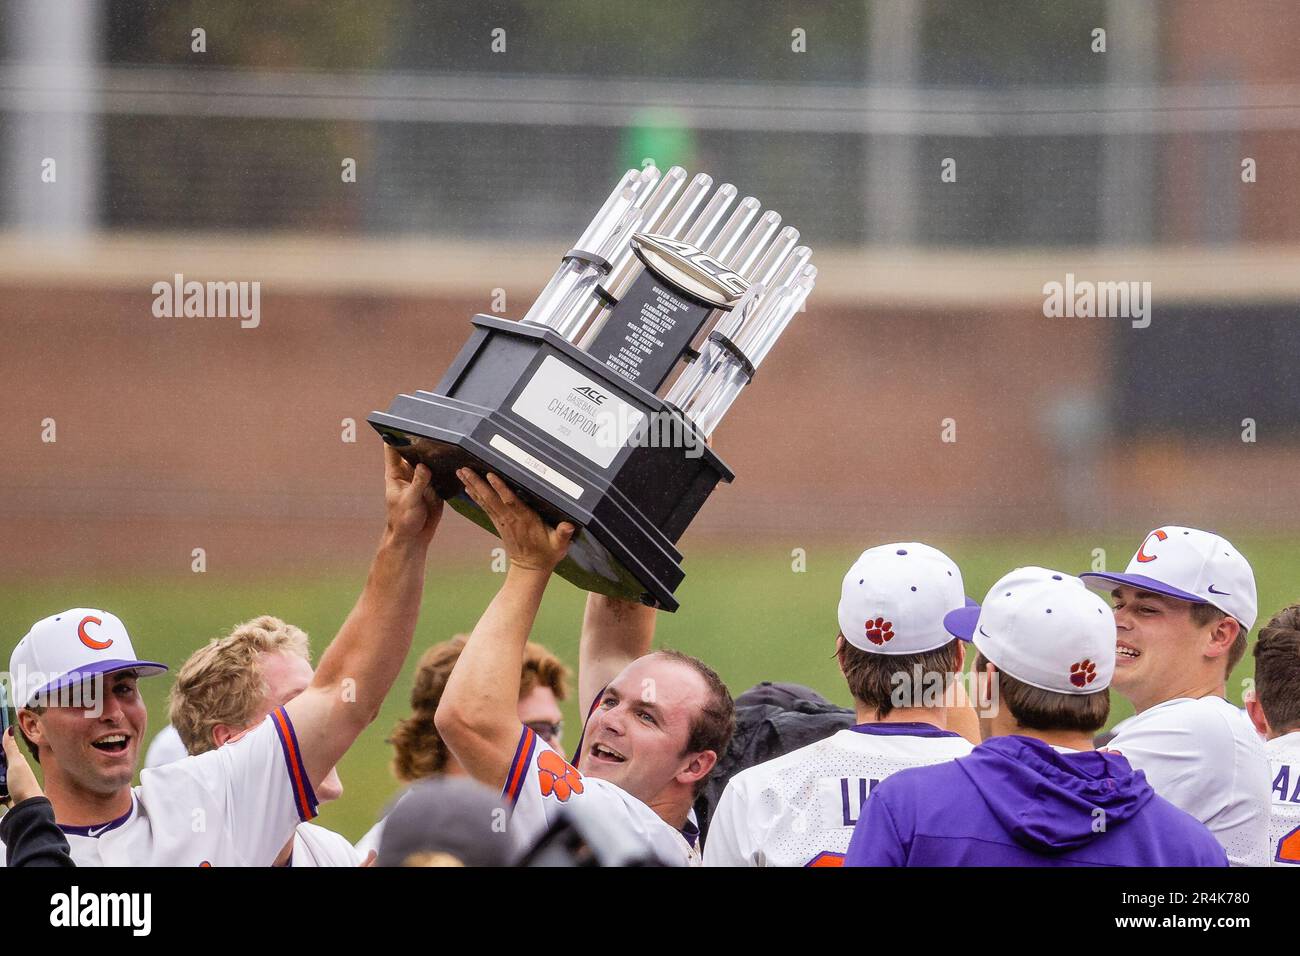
[1254,604,1300,734]
[390,636,568,783]
[975,652,1109,734]
[838,636,963,719]
[168,616,311,756]
[651,649,735,793]
[1190,602,1249,677]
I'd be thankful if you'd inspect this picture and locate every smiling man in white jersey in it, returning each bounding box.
[436,469,734,866]
[704,543,976,867]
[1,446,442,867]
[1244,603,1300,866]
[1079,525,1271,866]
[168,616,361,867]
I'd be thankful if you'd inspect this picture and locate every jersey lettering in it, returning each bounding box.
[835,777,879,827]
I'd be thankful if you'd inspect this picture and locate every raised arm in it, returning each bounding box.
[578,592,658,720]
[435,469,575,788]
[283,444,442,788]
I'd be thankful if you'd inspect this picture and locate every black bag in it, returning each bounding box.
[693,681,854,845]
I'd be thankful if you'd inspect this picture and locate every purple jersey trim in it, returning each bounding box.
[570,687,605,766]
[681,817,700,849]
[849,721,962,739]
[58,796,136,837]
[503,727,539,807]
[272,706,319,823]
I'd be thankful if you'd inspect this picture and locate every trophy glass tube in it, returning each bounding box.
[570,169,705,347]
[544,196,654,339]
[714,243,810,338]
[545,163,697,341]
[732,264,817,367]
[682,182,739,248]
[573,167,654,255]
[521,180,646,329]
[749,225,800,287]
[666,219,795,372]
[634,165,689,224]
[557,168,689,344]
[663,281,765,410]
[520,171,660,332]
[675,265,816,435]
[655,172,713,240]
[727,210,782,279]
[706,196,761,262]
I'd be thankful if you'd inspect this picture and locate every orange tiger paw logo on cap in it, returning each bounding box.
[864,617,895,646]
[1069,659,1097,687]
[538,749,584,802]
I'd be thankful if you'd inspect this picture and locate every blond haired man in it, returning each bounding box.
[1,446,441,867]
[169,616,359,867]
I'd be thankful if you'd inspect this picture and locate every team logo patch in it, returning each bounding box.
[537,749,584,802]
[1069,658,1098,687]
[864,616,895,645]
[78,615,113,651]
[1135,529,1168,563]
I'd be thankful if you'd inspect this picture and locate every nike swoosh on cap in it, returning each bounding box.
[1207,584,1231,595]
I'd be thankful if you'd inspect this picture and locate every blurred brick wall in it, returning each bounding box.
[1,281,1297,577]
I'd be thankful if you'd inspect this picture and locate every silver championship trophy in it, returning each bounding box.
[369,166,816,610]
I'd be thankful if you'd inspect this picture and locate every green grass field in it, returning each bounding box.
[4,533,1295,842]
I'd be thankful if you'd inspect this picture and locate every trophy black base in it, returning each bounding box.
[367,315,734,611]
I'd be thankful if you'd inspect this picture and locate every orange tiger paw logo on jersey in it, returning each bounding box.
[1069,658,1097,687]
[538,749,584,802]
[864,617,895,646]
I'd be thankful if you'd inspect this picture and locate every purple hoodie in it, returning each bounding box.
[844,735,1227,867]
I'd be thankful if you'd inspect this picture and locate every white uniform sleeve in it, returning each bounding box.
[501,726,575,854]
[1109,705,1227,821]
[293,823,362,867]
[703,776,758,866]
[501,727,691,865]
[353,818,385,859]
[143,724,188,769]
[143,705,317,867]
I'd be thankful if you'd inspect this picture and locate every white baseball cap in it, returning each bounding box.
[8,608,167,707]
[1078,526,1257,632]
[837,543,973,655]
[943,567,1116,694]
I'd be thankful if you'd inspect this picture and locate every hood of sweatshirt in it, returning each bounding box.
[957,735,1155,852]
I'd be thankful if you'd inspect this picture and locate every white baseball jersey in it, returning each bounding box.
[354,815,387,860]
[0,706,317,867]
[353,785,415,860]
[1265,730,1300,867]
[1108,696,1271,867]
[292,822,361,867]
[501,726,696,866]
[143,724,188,769]
[703,722,973,867]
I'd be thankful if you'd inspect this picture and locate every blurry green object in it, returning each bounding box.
[622,109,696,174]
